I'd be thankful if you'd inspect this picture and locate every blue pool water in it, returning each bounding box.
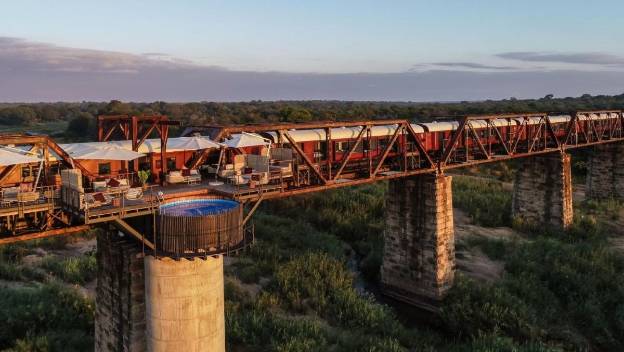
[159,199,239,217]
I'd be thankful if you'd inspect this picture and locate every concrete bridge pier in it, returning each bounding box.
[380,174,455,310]
[586,143,624,200]
[95,227,226,352]
[145,255,225,352]
[512,152,573,230]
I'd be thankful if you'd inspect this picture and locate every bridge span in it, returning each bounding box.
[1,110,623,351]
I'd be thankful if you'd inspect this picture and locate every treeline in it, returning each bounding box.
[1,94,624,140]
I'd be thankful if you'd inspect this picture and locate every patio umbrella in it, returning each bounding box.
[68,144,145,161]
[0,148,41,166]
[167,136,224,151]
[223,133,270,148]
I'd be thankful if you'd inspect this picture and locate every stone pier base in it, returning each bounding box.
[95,228,146,352]
[512,152,573,229]
[145,255,225,352]
[380,174,455,309]
[586,143,624,200]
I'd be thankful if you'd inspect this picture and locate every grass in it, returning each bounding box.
[452,175,512,227]
[39,251,97,285]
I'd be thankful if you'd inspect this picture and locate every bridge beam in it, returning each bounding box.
[380,174,455,310]
[586,143,624,200]
[512,152,573,230]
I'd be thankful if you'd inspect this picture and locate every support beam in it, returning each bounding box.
[112,218,155,250]
[0,225,90,245]
[512,152,573,229]
[380,174,455,310]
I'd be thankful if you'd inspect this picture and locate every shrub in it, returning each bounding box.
[39,252,97,284]
[0,283,94,351]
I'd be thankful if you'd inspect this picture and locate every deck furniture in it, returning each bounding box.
[125,187,143,201]
[84,192,113,208]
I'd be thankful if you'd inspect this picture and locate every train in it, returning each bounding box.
[251,112,620,164]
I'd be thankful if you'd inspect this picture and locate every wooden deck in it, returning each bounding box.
[78,180,285,224]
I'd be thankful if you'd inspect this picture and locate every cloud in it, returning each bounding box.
[0,36,202,74]
[1,37,624,102]
[497,52,624,66]
[429,62,518,70]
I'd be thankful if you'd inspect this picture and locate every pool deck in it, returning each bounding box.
[80,180,284,224]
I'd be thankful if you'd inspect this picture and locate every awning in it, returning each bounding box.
[223,133,270,148]
[68,145,145,161]
[0,148,41,166]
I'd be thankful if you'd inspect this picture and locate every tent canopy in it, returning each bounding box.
[68,145,145,161]
[0,148,41,167]
[223,133,270,148]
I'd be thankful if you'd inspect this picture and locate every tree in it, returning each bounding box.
[66,112,95,139]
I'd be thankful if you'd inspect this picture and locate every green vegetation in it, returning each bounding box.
[452,175,512,227]
[39,251,97,285]
[2,93,624,138]
[0,283,94,351]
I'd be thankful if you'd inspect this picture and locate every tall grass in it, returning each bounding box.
[452,176,512,227]
[39,251,97,284]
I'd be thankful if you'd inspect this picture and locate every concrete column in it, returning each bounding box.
[586,143,624,200]
[95,228,146,352]
[512,152,573,229]
[380,174,455,309]
[145,255,225,352]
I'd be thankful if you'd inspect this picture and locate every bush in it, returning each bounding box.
[0,283,94,351]
[39,252,97,284]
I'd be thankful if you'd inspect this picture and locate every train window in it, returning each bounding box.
[370,139,378,150]
[354,141,363,153]
[379,138,388,150]
[98,163,111,175]
[167,157,176,171]
[319,142,327,157]
[21,165,31,178]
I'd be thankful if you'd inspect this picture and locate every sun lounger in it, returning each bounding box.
[125,187,143,201]
[84,192,113,208]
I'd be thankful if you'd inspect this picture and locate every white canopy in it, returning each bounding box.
[68,145,145,161]
[0,148,41,167]
[223,133,270,148]
[60,136,223,155]
[166,136,223,151]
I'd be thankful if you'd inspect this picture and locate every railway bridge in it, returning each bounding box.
[1,110,623,351]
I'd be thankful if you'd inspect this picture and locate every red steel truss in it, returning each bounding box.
[1,110,623,243]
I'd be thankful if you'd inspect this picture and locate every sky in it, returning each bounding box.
[1,0,624,102]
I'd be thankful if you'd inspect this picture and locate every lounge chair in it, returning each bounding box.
[125,187,143,201]
[107,178,130,192]
[84,192,113,208]
[182,169,201,184]
[166,170,185,184]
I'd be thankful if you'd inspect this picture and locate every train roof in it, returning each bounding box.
[263,124,426,143]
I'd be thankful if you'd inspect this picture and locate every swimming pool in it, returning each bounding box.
[159,199,239,217]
